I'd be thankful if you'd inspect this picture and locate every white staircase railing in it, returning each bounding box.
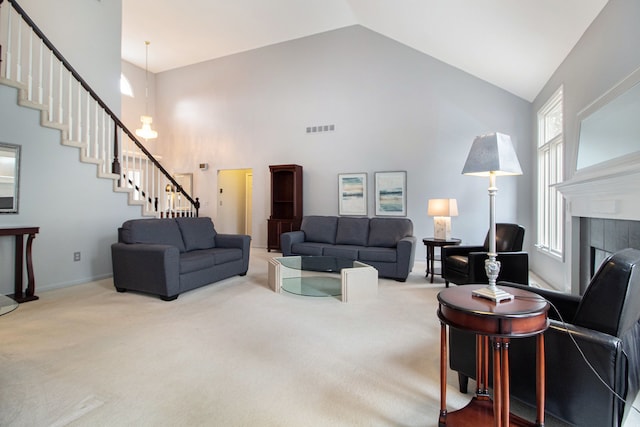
[0,0,199,217]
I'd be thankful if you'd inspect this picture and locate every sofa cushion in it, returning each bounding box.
[368,218,413,248]
[291,242,326,256]
[120,218,186,253]
[179,251,215,274]
[359,247,397,263]
[176,217,217,251]
[335,217,369,246]
[323,245,360,259]
[210,248,243,265]
[301,216,338,244]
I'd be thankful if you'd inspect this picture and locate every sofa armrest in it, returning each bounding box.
[215,234,251,273]
[111,243,180,298]
[395,236,417,280]
[281,230,304,256]
[441,245,486,261]
[498,281,581,321]
[215,234,251,250]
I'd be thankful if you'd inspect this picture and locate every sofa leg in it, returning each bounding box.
[445,280,449,288]
[115,287,127,293]
[395,278,407,282]
[458,373,469,393]
[160,294,179,301]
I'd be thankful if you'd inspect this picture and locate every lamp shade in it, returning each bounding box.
[427,198,458,217]
[462,132,522,176]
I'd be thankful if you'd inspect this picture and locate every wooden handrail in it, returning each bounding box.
[1,0,199,215]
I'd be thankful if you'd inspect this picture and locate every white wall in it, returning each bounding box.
[154,26,533,258]
[530,0,640,291]
[0,0,145,295]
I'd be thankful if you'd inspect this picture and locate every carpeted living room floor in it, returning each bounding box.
[1,249,638,426]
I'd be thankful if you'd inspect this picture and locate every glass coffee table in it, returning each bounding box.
[268,256,378,302]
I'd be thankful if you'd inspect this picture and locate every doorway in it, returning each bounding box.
[216,169,253,236]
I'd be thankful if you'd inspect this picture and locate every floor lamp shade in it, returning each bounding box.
[462,132,522,302]
[462,132,522,177]
[428,198,458,240]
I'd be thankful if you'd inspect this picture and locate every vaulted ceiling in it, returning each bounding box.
[122,0,608,101]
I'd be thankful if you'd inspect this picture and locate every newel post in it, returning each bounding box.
[111,122,121,175]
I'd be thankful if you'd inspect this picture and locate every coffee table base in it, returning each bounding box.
[268,257,378,303]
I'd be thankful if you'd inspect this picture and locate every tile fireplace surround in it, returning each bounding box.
[580,218,640,294]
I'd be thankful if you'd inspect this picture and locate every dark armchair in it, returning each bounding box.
[441,223,528,287]
[449,248,640,427]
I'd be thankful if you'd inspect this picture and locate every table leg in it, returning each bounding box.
[13,234,24,300]
[492,338,503,427]
[476,335,490,395]
[536,334,545,426]
[429,246,435,283]
[425,245,431,278]
[25,232,37,298]
[439,323,447,425]
[425,248,429,277]
[502,339,510,426]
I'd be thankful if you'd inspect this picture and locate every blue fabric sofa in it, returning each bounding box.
[111,217,250,300]
[280,215,416,281]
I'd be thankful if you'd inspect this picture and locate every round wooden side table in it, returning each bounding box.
[422,237,461,283]
[437,285,549,427]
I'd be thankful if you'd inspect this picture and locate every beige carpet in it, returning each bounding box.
[0,249,636,426]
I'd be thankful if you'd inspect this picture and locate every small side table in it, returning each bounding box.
[423,237,461,283]
[437,285,549,426]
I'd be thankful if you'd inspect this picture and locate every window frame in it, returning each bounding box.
[536,86,564,259]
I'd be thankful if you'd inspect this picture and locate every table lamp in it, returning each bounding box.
[428,198,458,240]
[462,132,522,302]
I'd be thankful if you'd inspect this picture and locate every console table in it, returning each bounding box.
[0,226,39,303]
[437,285,549,426]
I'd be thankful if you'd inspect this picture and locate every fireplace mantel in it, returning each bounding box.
[556,151,640,221]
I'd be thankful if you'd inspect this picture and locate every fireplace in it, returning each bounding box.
[554,153,640,293]
[579,218,640,294]
[555,66,640,294]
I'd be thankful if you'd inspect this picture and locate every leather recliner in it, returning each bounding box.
[441,223,528,287]
[448,248,640,427]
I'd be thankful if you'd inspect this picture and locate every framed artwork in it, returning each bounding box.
[374,171,407,216]
[338,173,367,216]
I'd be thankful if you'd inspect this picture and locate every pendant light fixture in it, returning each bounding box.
[135,41,158,140]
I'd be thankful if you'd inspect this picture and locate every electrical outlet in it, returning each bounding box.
[73,252,81,262]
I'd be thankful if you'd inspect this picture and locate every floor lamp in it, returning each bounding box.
[462,132,522,302]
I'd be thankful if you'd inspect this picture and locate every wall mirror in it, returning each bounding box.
[0,142,21,214]
[576,67,640,171]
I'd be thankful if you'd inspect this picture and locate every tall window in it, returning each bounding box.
[537,87,564,257]
[120,73,134,97]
